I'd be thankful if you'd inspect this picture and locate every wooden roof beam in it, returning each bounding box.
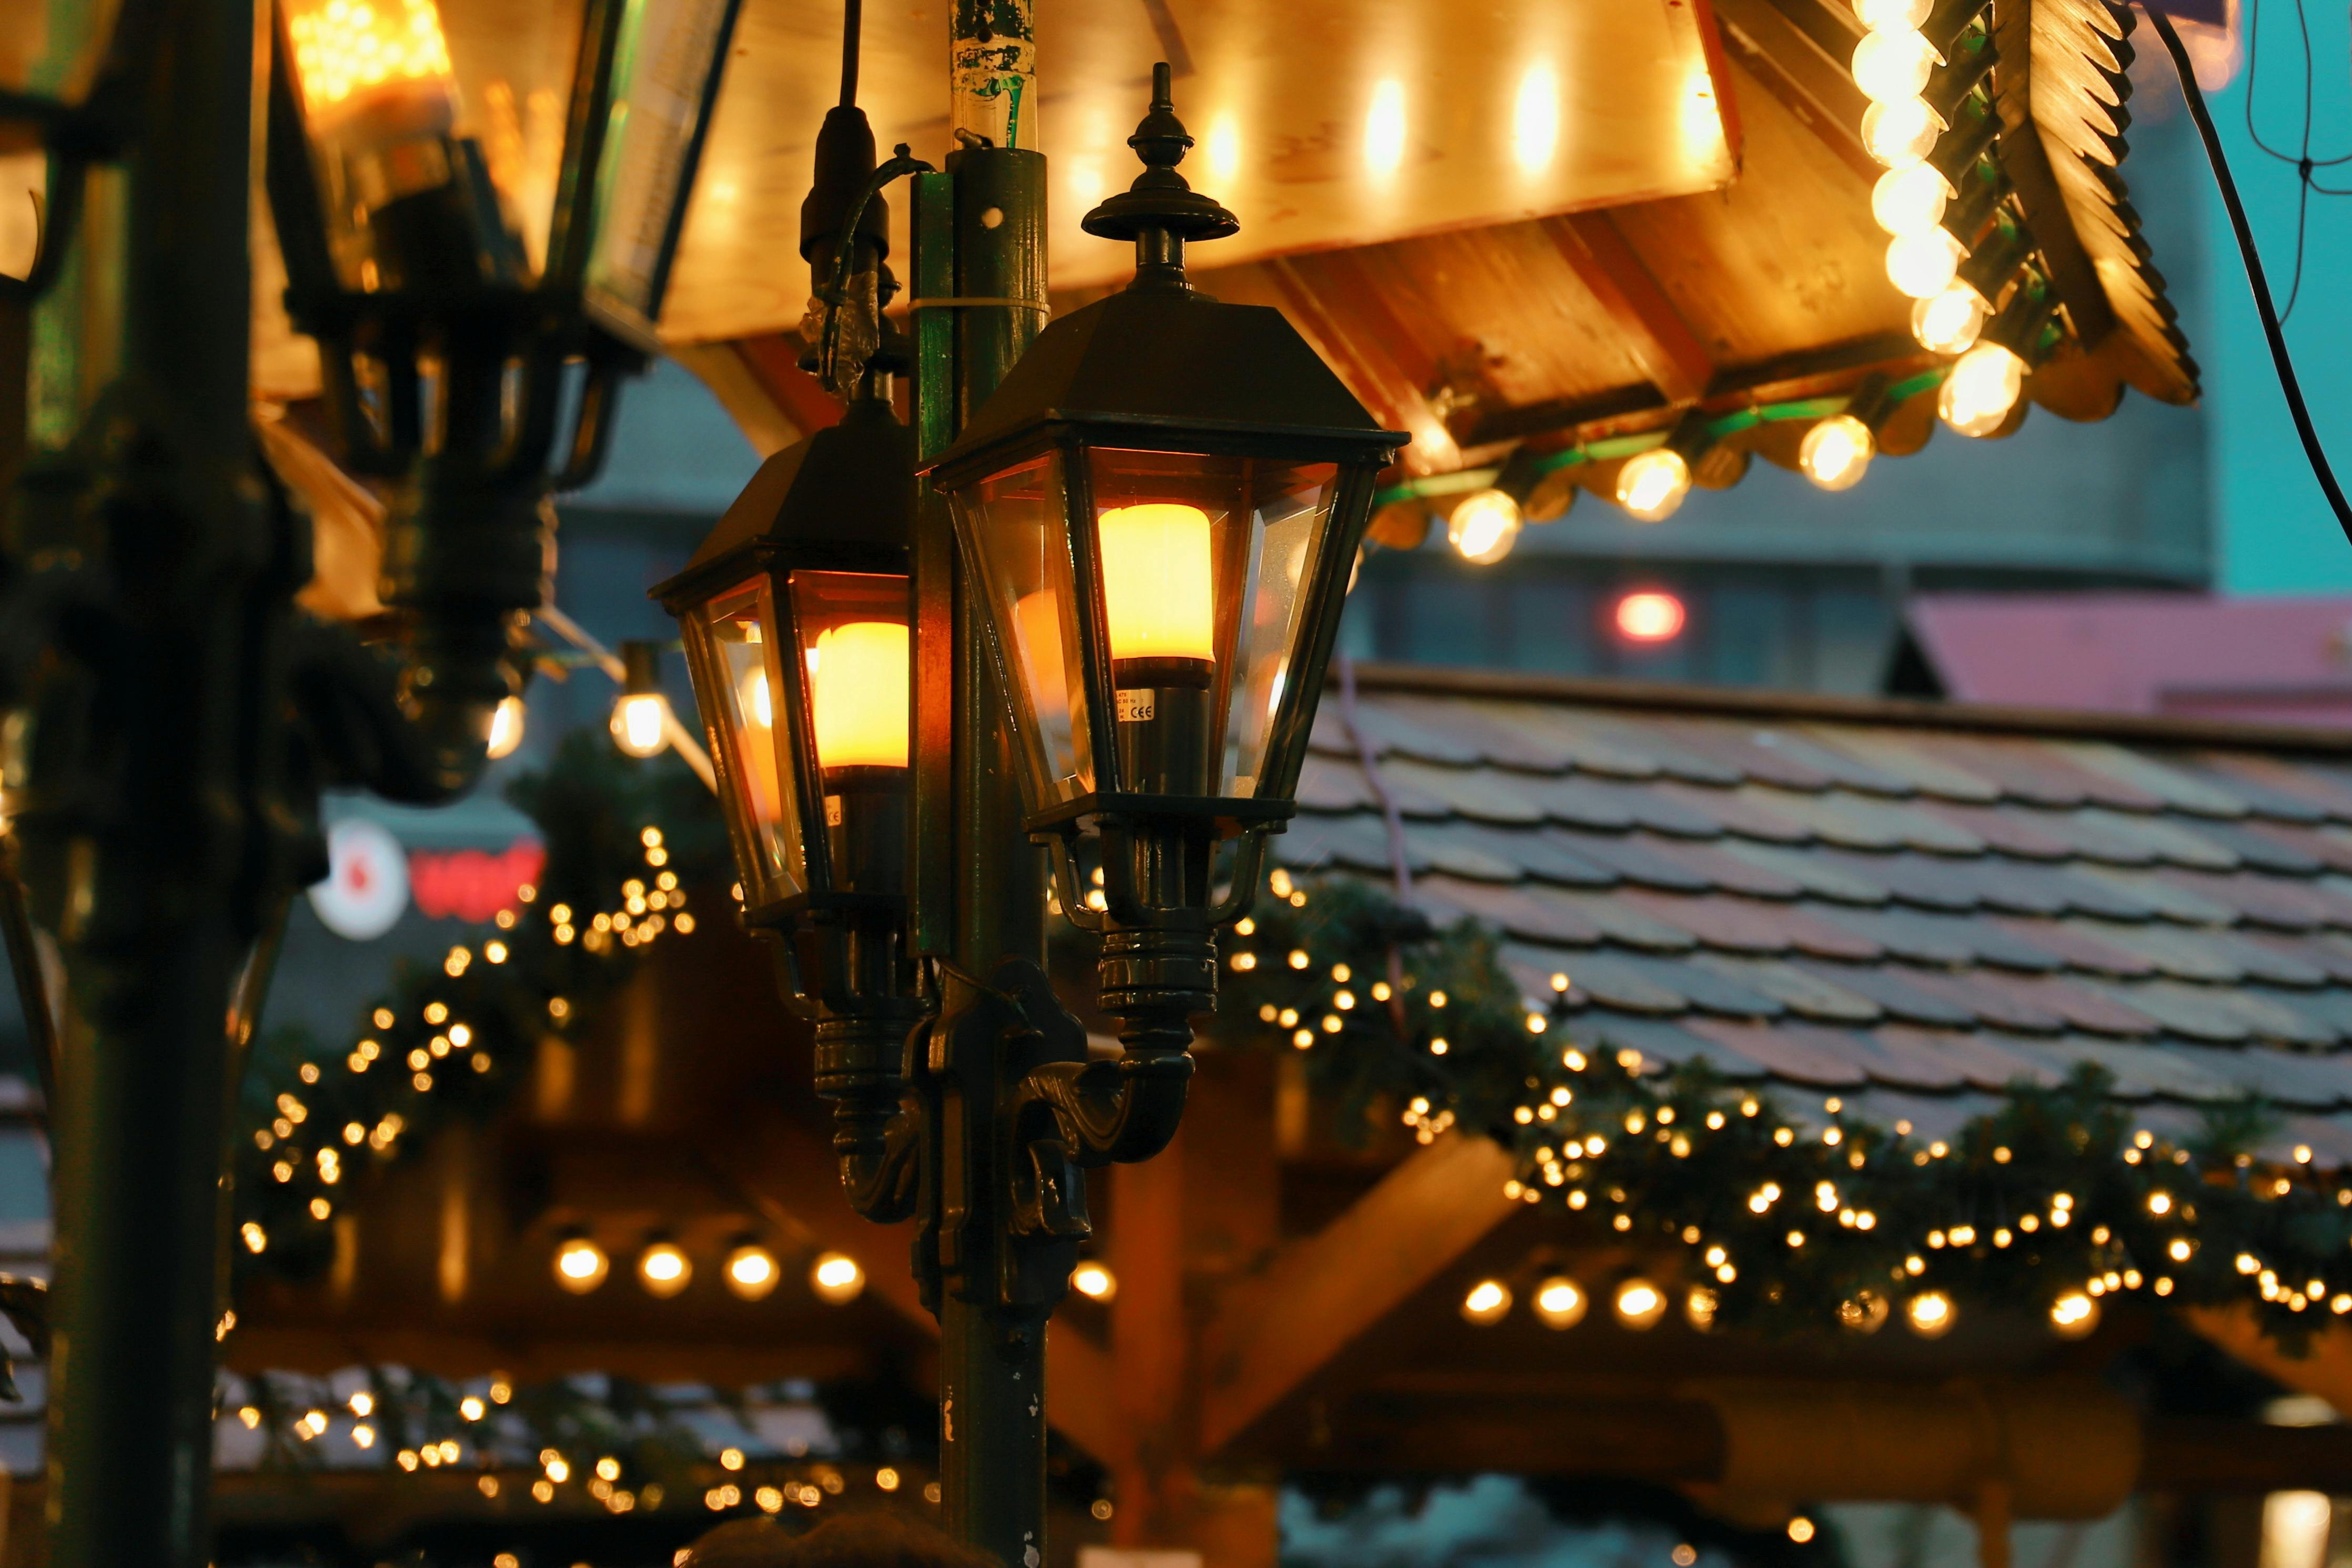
[1194,1132,1519,1456]
[1541,215,1717,408]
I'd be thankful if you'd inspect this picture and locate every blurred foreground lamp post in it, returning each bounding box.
[0,0,737,1560]
[266,0,742,783]
[659,59,1400,1567]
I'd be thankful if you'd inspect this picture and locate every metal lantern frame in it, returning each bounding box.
[655,397,918,939]
[925,87,1406,1050]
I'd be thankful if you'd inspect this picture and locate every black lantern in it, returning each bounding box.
[654,396,922,1210]
[926,65,1406,1053]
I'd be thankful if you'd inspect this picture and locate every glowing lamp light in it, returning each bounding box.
[553,1236,609,1294]
[1871,163,1950,236]
[486,694,527,760]
[1098,503,1218,663]
[811,1251,866,1304]
[1613,1277,1668,1330]
[1913,282,1991,354]
[280,0,456,128]
[2050,1291,2099,1339]
[1856,0,1933,29]
[1905,1290,1955,1338]
[1071,1262,1118,1302]
[1616,448,1692,522]
[1851,29,1939,103]
[637,1240,693,1299]
[1685,1287,1719,1331]
[1461,1279,1513,1325]
[1799,415,1874,492]
[1861,98,1942,167]
[1533,1276,1587,1329]
[1788,1517,1817,1545]
[810,622,912,769]
[724,1243,781,1301]
[1614,591,1687,644]
[1939,341,2026,436]
[1447,488,1522,564]
[1885,229,1966,299]
[610,641,672,760]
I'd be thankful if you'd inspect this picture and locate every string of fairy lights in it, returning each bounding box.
[1222,870,2352,1346]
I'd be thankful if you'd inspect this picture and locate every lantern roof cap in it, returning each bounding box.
[653,396,914,610]
[925,286,1407,484]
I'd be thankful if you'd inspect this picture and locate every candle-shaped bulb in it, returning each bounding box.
[810,621,911,771]
[1098,504,1217,666]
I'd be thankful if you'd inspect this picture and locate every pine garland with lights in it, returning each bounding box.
[230,731,729,1284]
[1219,871,2352,1347]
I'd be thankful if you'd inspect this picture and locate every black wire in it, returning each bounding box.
[840,0,862,107]
[2149,7,2352,550]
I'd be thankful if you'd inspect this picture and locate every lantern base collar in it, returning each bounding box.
[1023,790,1293,839]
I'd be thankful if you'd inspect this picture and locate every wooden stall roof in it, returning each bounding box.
[1280,664,2352,1161]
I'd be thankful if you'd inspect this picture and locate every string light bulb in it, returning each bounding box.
[1856,0,1932,28]
[1616,448,1692,523]
[1447,488,1522,565]
[1460,1279,1513,1325]
[487,694,527,760]
[2050,1290,2099,1339]
[1885,229,1966,299]
[1871,163,1951,236]
[609,640,671,759]
[1904,1290,1955,1338]
[1799,414,1874,491]
[1913,282,1991,353]
[1939,341,2026,436]
[1533,1276,1587,1329]
[811,1251,866,1304]
[1613,1277,1668,1330]
[553,1235,609,1294]
[1851,29,1939,103]
[1861,98,1942,167]
[637,1240,692,1298]
[723,1242,781,1301]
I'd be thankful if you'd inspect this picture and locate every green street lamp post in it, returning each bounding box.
[659,47,1402,1566]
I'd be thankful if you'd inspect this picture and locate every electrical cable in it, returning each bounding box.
[840,0,862,107]
[2149,5,2352,550]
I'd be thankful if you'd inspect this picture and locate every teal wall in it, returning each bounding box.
[2195,5,2352,591]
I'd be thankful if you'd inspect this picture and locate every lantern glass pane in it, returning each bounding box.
[686,576,805,904]
[580,0,738,329]
[788,570,912,899]
[1086,449,1342,799]
[956,451,1096,810]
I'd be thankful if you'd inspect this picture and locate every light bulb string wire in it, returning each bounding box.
[531,602,716,791]
[2149,6,2352,552]
[1370,367,1951,511]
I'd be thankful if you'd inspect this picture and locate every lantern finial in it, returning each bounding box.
[1081,62,1238,289]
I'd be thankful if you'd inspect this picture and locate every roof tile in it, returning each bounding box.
[1717,842,1891,905]
[1555,953,1693,1015]
[1422,877,1609,946]
[1597,953,1791,1018]
[1790,962,1979,1028]
[1378,758,1547,825]
[1522,888,1700,951]
[2177,755,2335,822]
[2163,1045,2349,1110]
[1527,776,1709,836]
[1586,1016,1762,1076]
[1884,967,2070,1034]
[1623,836,1818,900]
[1653,781,1810,843]
[1893,735,2105,807]
[1813,851,1980,913]
[1727,726,1918,796]
[1693,956,1885,1023]
[1914,802,2076,861]
[1542,712,1739,784]
[1742,787,1984,854]
[1281,812,1399,878]
[1434,822,1619,888]
[2051,741,2253,817]
[1873,1026,2066,1091]
[1971,972,2163,1036]
[1548,832,1715,892]
[2071,808,2241,869]
[2068,866,2238,924]
[1678,1019,1873,1086]
[2189,820,2329,875]
[1613,891,1796,953]
[1650,720,1840,792]
[2083,980,2254,1044]
[2000,917,2162,976]
[2016,1036,2243,1099]
[1800,906,1978,966]
[1296,755,1377,812]
[1800,728,2005,802]
[1388,696,1579,772]
[2151,870,2338,932]
[2195,754,2352,824]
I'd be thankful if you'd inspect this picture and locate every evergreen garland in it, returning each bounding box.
[230,731,729,1284]
[1220,870,2352,1347]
